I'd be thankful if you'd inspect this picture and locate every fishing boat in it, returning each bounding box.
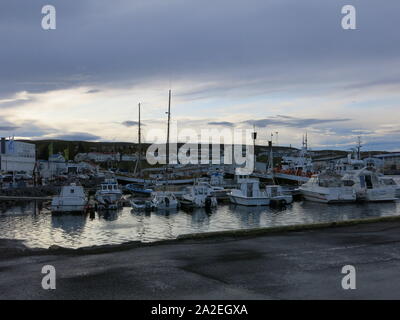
[51,183,88,213]
[95,178,123,209]
[265,185,293,205]
[125,183,153,196]
[180,182,218,208]
[341,168,398,202]
[229,178,270,206]
[150,191,179,210]
[380,176,400,198]
[298,171,356,203]
[130,199,152,211]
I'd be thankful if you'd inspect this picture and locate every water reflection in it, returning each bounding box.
[0,200,399,249]
[98,209,121,221]
[51,214,87,234]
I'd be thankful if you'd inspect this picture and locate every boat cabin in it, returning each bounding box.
[60,183,85,197]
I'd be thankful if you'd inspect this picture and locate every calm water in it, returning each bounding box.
[0,199,400,249]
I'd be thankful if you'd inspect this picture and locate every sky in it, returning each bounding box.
[0,0,399,151]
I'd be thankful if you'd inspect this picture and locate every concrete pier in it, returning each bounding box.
[1,219,400,299]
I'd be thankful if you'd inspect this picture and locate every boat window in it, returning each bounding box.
[247,183,253,197]
[70,189,75,193]
[342,180,354,187]
[383,179,396,186]
[108,185,112,190]
[365,175,373,189]
[359,176,366,188]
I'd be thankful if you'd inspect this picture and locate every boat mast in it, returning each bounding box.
[356,136,362,160]
[134,102,142,178]
[166,90,171,165]
[165,90,171,190]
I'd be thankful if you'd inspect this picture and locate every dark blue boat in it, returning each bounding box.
[125,183,153,195]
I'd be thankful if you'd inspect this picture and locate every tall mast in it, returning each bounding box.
[138,102,142,176]
[164,90,172,190]
[166,89,171,165]
[356,136,362,160]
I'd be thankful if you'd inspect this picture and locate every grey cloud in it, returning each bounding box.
[50,132,101,141]
[0,97,37,109]
[86,89,101,94]
[122,121,141,127]
[208,121,235,127]
[1,0,400,99]
[0,126,19,131]
[243,116,351,128]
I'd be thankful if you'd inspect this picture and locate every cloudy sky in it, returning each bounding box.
[0,0,399,150]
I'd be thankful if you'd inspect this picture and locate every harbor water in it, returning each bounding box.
[1,199,400,249]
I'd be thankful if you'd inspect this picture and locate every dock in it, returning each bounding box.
[0,195,52,201]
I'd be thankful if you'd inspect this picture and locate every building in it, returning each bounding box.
[38,153,68,179]
[373,153,400,174]
[0,138,36,174]
[74,152,120,163]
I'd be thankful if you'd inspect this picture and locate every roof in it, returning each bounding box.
[373,153,400,158]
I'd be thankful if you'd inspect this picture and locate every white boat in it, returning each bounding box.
[51,183,88,213]
[334,154,365,175]
[229,178,270,206]
[130,199,152,210]
[150,191,179,210]
[380,176,400,198]
[265,185,293,205]
[180,182,218,208]
[298,172,356,203]
[95,178,123,209]
[342,168,398,202]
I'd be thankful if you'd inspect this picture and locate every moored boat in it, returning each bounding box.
[51,183,88,213]
[180,182,218,208]
[95,178,123,209]
[342,168,398,202]
[149,191,179,210]
[229,178,270,206]
[298,172,356,203]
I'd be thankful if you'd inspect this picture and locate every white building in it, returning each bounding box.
[38,153,68,179]
[74,152,120,163]
[0,138,36,174]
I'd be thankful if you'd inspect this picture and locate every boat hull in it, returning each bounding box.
[50,205,86,213]
[229,195,270,206]
[299,189,356,204]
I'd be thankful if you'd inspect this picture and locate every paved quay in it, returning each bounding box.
[2,220,400,299]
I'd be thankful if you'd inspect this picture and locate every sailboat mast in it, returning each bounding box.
[138,102,142,176]
[166,89,171,165]
[164,90,172,190]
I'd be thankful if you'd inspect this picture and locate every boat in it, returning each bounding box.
[380,176,400,198]
[130,199,152,211]
[180,182,218,208]
[229,178,270,206]
[125,183,153,196]
[51,183,88,213]
[150,191,179,210]
[341,168,398,202]
[95,178,123,209]
[298,171,356,203]
[265,185,293,205]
